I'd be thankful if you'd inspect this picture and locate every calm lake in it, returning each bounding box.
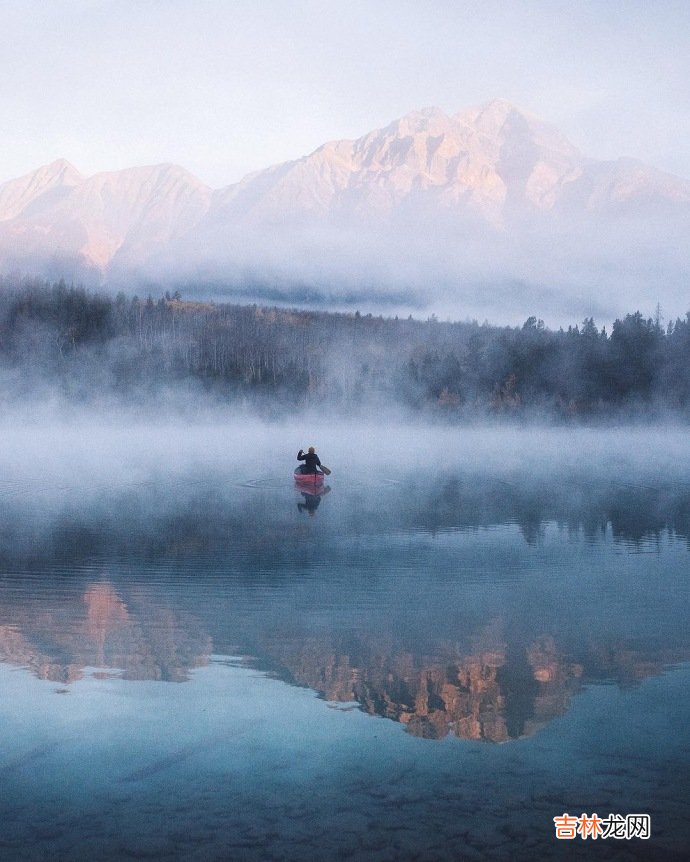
[0,423,688,861]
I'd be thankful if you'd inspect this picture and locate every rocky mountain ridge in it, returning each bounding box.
[1,99,689,320]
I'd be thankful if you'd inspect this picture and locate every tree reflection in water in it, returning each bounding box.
[0,469,688,741]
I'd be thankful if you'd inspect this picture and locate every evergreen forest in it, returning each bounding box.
[1,275,688,419]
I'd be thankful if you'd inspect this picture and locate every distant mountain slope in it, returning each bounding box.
[0,159,83,221]
[206,99,690,227]
[0,162,211,272]
[0,100,688,323]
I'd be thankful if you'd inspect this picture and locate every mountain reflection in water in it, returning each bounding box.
[0,468,688,745]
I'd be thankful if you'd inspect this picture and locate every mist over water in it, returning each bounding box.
[1,415,688,488]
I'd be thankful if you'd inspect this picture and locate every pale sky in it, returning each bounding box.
[1,0,689,187]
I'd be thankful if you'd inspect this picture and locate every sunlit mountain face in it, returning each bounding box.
[1,100,689,323]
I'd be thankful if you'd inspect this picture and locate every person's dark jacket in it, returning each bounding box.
[297,449,321,473]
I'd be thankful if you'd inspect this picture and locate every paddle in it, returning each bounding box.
[320,464,332,476]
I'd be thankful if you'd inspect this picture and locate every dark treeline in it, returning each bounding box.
[0,274,689,417]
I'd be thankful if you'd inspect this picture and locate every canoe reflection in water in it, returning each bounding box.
[296,484,331,515]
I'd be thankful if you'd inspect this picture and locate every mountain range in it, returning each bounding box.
[1,99,689,322]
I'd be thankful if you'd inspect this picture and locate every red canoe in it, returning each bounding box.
[294,469,325,487]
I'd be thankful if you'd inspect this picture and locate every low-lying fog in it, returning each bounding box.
[1,414,688,502]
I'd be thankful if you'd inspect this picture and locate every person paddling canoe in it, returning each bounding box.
[297,446,321,474]
[296,447,331,475]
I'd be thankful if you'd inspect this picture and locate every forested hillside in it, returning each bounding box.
[1,275,688,418]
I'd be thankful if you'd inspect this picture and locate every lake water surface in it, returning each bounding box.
[0,423,688,861]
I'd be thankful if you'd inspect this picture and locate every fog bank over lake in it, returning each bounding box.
[1,416,688,564]
[1,417,688,492]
